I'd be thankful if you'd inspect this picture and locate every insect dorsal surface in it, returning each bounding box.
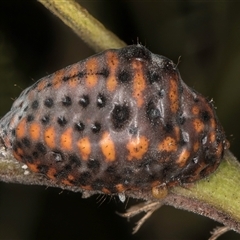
[0,44,227,194]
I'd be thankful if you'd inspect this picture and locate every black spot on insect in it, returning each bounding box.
[16,141,22,148]
[117,70,131,83]
[32,151,39,159]
[41,115,50,125]
[92,179,105,190]
[163,60,175,72]
[97,94,106,108]
[177,114,186,125]
[91,122,101,133]
[31,100,39,110]
[111,104,130,129]
[47,83,52,87]
[79,95,90,108]
[37,164,49,174]
[18,115,22,120]
[57,116,67,127]
[146,100,161,123]
[165,123,173,133]
[11,129,16,136]
[74,121,85,132]
[24,155,33,164]
[97,68,109,78]
[62,96,72,107]
[44,98,54,108]
[62,76,71,82]
[106,165,117,174]
[23,106,28,112]
[35,142,47,155]
[147,71,161,84]
[64,164,72,172]
[22,137,31,148]
[27,115,34,122]
[200,110,211,122]
[69,154,81,166]
[77,71,85,78]
[78,171,91,186]
[87,158,100,170]
[194,98,199,103]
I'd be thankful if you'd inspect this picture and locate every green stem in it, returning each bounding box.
[38,0,126,52]
[170,150,240,232]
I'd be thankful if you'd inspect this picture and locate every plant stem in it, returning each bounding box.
[38,0,126,52]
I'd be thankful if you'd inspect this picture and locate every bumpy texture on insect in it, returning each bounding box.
[0,45,228,195]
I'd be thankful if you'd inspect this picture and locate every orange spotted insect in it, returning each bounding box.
[0,45,228,197]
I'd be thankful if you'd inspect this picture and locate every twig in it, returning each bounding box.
[38,0,126,52]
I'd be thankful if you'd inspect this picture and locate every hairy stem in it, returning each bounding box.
[167,150,240,233]
[38,0,126,52]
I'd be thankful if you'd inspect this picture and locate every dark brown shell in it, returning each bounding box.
[0,45,228,194]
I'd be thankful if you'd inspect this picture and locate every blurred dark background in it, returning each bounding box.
[0,1,239,239]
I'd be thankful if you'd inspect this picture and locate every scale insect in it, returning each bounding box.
[0,44,228,198]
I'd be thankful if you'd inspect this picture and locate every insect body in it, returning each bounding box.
[0,45,228,195]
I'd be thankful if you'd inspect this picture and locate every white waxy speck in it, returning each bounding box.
[118,193,126,203]
[22,164,28,169]
[24,170,30,175]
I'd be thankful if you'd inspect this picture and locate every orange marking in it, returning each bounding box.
[126,136,149,160]
[69,77,78,87]
[210,131,216,143]
[102,188,111,194]
[9,114,18,130]
[52,69,65,89]
[13,148,24,162]
[193,142,200,152]
[216,142,224,158]
[192,106,200,115]
[169,78,179,113]
[132,61,146,107]
[151,181,162,188]
[174,126,180,141]
[210,118,216,129]
[27,90,35,102]
[61,179,73,186]
[16,118,26,139]
[37,80,46,91]
[85,58,98,88]
[158,137,177,152]
[100,132,116,162]
[47,168,57,180]
[61,174,75,185]
[176,149,190,167]
[29,123,41,141]
[44,126,55,149]
[115,184,126,192]
[77,137,91,161]
[27,162,39,173]
[81,185,92,191]
[193,119,204,133]
[60,128,73,151]
[106,52,118,91]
